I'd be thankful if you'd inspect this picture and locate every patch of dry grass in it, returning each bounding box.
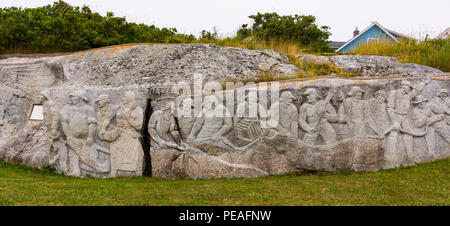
[351,38,450,72]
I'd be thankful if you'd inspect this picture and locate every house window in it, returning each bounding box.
[367,38,379,44]
[29,105,43,121]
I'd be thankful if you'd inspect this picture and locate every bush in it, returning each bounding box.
[0,0,196,53]
[237,12,333,52]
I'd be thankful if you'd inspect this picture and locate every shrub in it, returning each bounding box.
[0,0,195,53]
[238,12,334,53]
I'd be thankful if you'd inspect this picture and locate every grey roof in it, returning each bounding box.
[328,41,346,50]
[436,27,450,39]
[384,28,412,39]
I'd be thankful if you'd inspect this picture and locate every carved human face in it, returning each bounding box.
[337,92,344,102]
[354,91,363,100]
[375,94,386,103]
[306,93,316,103]
[418,101,426,109]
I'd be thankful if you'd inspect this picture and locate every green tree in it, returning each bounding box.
[241,12,333,52]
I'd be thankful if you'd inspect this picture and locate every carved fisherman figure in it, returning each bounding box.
[298,88,338,145]
[369,90,393,134]
[344,86,382,139]
[410,95,433,161]
[60,90,100,177]
[386,80,429,167]
[427,89,450,157]
[149,102,183,150]
[268,91,299,139]
[234,92,268,142]
[429,89,450,142]
[177,97,196,140]
[101,91,145,177]
[96,94,117,156]
[42,91,68,174]
[188,95,233,144]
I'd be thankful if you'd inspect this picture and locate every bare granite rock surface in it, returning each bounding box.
[328,55,444,77]
[59,44,300,87]
[295,53,445,76]
[0,122,50,168]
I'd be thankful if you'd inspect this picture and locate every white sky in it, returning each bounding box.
[2,0,449,41]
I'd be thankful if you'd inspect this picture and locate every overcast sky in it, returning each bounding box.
[2,0,449,41]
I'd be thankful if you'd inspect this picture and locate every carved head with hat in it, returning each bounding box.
[348,86,365,99]
[280,91,297,104]
[412,95,428,109]
[374,90,387,102]
[303,88,319,103]
[95,94,111,108]
[69,90,89,105]
[401,80,413,94]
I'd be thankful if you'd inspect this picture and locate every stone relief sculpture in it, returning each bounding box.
[149,99,202,178]
[42,91,69,174]
[268,91,299,139]
[187,95,233,145]
[344,86,383,139]
[177,97,196,140]
[100,91,145,176]
[428,89,450,145]
[60,90,108,176]
[385,80,430,167]
[148,102,183,150]
[298,88,338,145]
[42,88,147,178]
[94,94,114,168]
[234,93,268,142]
[36,76,448,179]
[369,90,393,135]
[96,94,118,142]
[410,95,433,160]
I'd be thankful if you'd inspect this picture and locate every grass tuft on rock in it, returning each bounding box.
[351,38,450,72]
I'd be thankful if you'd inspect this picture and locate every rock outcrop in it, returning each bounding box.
[296,54,445,77]
[60,44,300,87]
[0,43,448,178]
[0,122,50,168]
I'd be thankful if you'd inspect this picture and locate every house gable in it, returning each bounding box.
[337,23,398,52]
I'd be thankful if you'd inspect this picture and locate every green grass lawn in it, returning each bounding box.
[0,158,448,206]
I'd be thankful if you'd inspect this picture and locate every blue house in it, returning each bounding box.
[336,22,410,52]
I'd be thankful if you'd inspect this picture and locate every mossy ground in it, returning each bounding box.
[0,158,448,206]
